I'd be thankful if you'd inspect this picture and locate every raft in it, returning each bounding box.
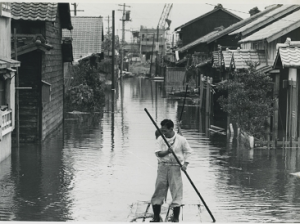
[127,200,211,222]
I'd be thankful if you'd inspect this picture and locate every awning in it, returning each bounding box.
[0,58,21,69]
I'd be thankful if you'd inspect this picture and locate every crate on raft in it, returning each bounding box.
[127,200,211,222]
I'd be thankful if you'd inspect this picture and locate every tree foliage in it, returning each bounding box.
[65,60,105,112]
[217,62,274,139]
[102,33,120,56]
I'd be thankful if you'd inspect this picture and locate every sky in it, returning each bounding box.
[7,0,300,41]
[70,0,300,41]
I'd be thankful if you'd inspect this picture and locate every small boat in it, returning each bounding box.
[127,200,210,222]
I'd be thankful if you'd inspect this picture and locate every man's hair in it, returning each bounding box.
[160,119,174,129]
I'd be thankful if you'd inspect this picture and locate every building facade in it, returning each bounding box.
[0,3,20,163]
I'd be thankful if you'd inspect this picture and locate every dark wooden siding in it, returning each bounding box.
[278,68,288,139]
[18,51,42,142]
[42,8,64,140]
[181,10,241,46]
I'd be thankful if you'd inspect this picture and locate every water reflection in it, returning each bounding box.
[0,77,300,222]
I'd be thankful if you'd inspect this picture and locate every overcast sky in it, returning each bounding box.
[10,0,300,41]
[71,0,299,41]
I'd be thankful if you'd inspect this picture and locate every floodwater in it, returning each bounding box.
[1,77,300,222]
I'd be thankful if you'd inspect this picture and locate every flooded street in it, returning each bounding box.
[1,77,300,222]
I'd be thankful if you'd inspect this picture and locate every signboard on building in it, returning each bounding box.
[0,3,11,18]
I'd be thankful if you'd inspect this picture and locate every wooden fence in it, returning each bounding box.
[164,67,186,95]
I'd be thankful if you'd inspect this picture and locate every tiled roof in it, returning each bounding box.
[239,10,300,43]
[274,39,300,68]
[278,47,300,67]
[232,49,267,70]
[178,30,219,53]
[230,5,300,36]
[206,4,281,44]
[63,17,103,60]
[11,2,58,21]
[175,6,242,31]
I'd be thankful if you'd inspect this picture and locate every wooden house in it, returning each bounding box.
[0,2,20,162]
[179,4,285,80]
[62,16,103,61]
[179,5,299,78]
[173,4,242,59]
[10,2,72,143]
[183,5,300,138]
[210,5,299,72]
[237,9,300,144]
[62,16,103,85]
[273,38,300,146]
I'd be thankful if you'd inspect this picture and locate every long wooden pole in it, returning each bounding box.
[144,108,216,222]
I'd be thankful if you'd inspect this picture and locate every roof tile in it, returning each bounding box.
[232,49,267,69]
[207,4,281,44]
[279,47,300,67]
[239,10,300,43]
[178,30,219,52]
[230,5,300,36]
[11,2,58,21]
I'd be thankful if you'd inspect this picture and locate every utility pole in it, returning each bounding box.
[71,3,84,16]
[118,3,131,83]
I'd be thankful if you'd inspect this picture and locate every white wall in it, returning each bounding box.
[0,132,11,163]
[0,18,11,58]
[0,16,14,164]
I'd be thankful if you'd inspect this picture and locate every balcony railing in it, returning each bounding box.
[1,109,13,137]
